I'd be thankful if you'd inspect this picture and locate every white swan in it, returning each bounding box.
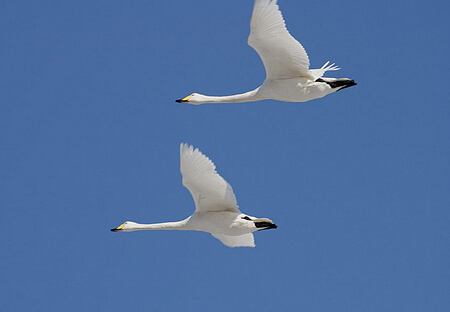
[111,143,277,248]
[176,0,356,105]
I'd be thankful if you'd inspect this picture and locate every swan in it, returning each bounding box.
[176,0,356,105]
[111,143,277,248]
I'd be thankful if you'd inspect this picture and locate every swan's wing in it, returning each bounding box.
[212,233,255,248]
[180,143,240,213]
[309,61,341,80]
[248,0,312,80]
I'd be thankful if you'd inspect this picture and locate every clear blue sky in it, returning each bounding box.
[1,0,449,311]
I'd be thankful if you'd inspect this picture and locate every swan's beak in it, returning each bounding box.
[110,223,125,232]
[175,95,192,103]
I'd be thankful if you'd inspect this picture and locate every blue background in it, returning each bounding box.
[1,0,449,311]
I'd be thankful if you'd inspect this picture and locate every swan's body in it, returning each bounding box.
[176,0,356,105]
[111,144,277,248]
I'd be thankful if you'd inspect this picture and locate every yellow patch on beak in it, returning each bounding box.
[182,95,192,101]
[111,222,126,232]
[175,94,192,103]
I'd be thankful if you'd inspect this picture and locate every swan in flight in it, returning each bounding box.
[111,143,277,248]
[176,0,356,105]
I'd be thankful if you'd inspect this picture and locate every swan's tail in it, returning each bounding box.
[309,61,341,80]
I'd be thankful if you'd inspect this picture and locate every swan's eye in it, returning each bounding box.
[242,216,251,221]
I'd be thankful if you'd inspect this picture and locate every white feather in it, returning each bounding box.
[180,143,240,213]
[211,233,255,248]
[309,61,341,80]
[248,0,311,79]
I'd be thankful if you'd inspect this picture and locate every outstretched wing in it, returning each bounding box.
[180,143,240,213]
[212,233,255,248]
[248,0,312,80]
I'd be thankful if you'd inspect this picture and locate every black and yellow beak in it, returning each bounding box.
[110,223,125,232]
[175,95,192,103]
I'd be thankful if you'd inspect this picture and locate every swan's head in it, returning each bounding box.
[110,221,138,232]
[175,93,205,105]
[240,215,278,231]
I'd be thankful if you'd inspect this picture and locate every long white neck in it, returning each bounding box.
[129,218,191,231]
[196,87,263,104]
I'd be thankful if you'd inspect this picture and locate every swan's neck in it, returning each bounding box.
[131,218,190,231]
[196,87,262,104]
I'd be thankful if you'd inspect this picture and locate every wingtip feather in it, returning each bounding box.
[322,61,341,71]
